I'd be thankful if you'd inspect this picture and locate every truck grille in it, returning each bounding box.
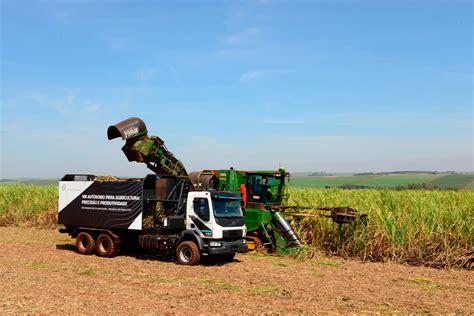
[222,229,243,239]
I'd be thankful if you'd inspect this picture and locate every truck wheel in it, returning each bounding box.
[96,234,116,257]
[176,241,201,265]
[76,232,96,255]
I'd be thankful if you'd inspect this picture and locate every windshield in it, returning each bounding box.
[247,174,287,203]
[212,198,243,218]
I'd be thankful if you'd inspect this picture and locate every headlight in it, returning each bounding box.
[209,241,222,247]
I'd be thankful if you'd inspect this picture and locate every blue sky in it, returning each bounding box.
[1,0,472,178]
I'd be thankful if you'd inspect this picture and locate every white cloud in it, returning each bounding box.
[240,70,265,82]
[30,90,105,115]
[136,68,158,81]
[84,101,103,112]
[168,65,181,85]
[101,35,134,51]
[249,112,472,130]
[223,27,262,44]
[31,89,75,115]
[46,9,73,25]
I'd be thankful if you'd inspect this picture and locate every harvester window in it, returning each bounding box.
[193,198,210,222]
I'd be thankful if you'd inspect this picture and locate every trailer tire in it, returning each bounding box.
[76,232,96,255]
[176,241,201,265]
[96,234,117,257]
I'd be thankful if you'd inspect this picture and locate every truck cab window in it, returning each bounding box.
[193,198,210,222]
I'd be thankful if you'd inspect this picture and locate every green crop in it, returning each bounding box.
[288,187,474,268]
[0,185,58,228]
[1,184,472,268]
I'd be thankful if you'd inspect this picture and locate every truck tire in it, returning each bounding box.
[96,234,117,257]
[176,241,201,265]
[76,232,96,255]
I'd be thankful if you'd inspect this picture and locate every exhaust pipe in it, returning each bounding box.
[273,212,302,246]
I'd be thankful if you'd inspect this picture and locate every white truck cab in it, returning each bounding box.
[185,191,247,255]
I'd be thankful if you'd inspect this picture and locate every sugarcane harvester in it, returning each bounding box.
[109,117,365,254]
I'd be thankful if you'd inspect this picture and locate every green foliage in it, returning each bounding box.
[0,185,58,228]
[252,286,281,295]
[290,175,376,188]
[203,279,240,291]
[318,261,339,267]
[429,174,474,189]
[80,267,96,276]
[288,187,474,268]
[28,261,51,269]
[465,182,474,191]
[409,277,442,289]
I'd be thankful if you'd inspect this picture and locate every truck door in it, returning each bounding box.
[189,197,213,238]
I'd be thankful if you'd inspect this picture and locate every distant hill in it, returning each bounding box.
[353,171,455,176]
[307,172,333,176]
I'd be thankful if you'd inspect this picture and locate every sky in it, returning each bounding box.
[1,0,472,179]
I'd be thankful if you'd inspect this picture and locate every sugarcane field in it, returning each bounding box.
[1,117,472,313]
[1,1,473,314]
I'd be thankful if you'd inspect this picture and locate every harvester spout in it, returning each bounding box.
[108,117,189,177]
[273,211,302,246]
[107,117,148,140]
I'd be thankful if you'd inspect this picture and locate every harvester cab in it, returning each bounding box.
[244,168,289,207]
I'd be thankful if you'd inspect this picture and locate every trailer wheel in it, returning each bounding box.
[176,241,201,265]
[96,234,116,257]
[76,232,96,255]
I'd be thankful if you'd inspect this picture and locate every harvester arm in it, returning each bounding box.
[107,117,188,177]
[275,205,367,224]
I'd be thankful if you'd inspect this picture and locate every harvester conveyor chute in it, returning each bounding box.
[107,117,190,178]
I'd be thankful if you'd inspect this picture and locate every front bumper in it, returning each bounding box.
[206,239,248,255]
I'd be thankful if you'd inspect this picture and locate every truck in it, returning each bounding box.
[58,172,247,265]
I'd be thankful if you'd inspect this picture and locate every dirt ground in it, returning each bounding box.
[0,227,472,314]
